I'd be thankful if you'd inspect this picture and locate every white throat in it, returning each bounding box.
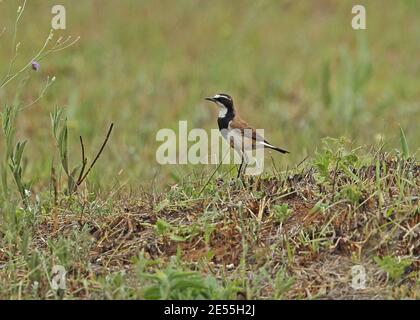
[217,102,228,118]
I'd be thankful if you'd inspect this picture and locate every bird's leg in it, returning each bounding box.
[237,155,244,179]
[242,162,249,185]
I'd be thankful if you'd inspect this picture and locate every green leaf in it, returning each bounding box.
[154,218,171,235]
[58,122,69,174]
[50,107,64,140]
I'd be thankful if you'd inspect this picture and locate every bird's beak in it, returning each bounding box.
[205,97,216,102]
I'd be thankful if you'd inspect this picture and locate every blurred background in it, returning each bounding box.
[0,0,419,191]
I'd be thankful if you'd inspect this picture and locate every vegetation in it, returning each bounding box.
[0,1,418,299]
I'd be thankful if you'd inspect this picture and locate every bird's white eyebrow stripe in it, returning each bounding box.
[214,94,231,100]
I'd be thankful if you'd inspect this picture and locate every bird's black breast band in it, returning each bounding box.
[217,112,234,131]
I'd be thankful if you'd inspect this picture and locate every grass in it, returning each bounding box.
[0,1,419,299]
[0,138,418,299]
[0,0,419,187]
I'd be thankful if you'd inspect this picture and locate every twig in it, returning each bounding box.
[19,76,56,111]
[50,163,58,206]
[76,136,87,185]
[77,123,114,186]
[296,155,309,168]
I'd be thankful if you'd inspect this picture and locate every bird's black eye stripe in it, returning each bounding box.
[220,95,231,100]
[215,94,232,102]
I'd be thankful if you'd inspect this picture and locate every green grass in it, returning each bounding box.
[0,1,419,299]
[0,0,419,187]
[0,139,418,299]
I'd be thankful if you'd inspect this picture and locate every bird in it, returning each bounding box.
[205,93,289,178]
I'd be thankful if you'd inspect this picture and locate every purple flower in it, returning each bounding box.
[31,61,40,71]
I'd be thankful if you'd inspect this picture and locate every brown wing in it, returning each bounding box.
[229,115,264,142]
[228,115,289,154]
[228,115,260,150]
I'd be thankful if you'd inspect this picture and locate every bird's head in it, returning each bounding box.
[205,93,234,117]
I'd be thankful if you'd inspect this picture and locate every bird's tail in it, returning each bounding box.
[266,145,289,154]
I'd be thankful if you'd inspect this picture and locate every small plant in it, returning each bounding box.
[154,218,171,236]
[153,218,201,242]
[339,184,362,205]
[272,204,293,223]
[8,140,28,205]
[137,257,238,299]
[374,256,412,281]
[50,107,114,194]
[140,269,208,299]
[273,268,294,299]
[0,1,79,203]
[100,271,132,299]
[1,105,17,199]
[313,137,361,185]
